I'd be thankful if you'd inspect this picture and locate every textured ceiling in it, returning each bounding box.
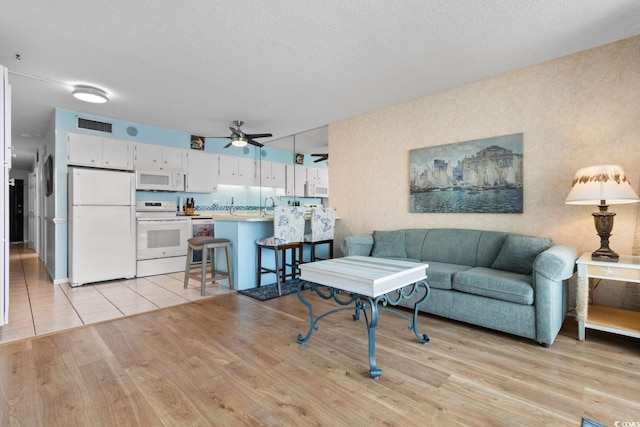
[1,0,639,169]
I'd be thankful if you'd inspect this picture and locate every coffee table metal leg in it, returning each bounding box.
[297,280,359,345]
[361,298,382,379]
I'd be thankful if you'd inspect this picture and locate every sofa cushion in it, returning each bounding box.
[425,262,472,290]
[421,229,483,267]
[491,235,552,275]
[402,229,429,260]
[371,230,407,258]
[453,267,534,305]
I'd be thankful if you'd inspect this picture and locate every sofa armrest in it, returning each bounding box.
[533,244,578,281]
[532,244,577,346]
[340,234,374,256]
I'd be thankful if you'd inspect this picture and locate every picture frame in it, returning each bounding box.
[409,133,524,213]
[190,135,205,150]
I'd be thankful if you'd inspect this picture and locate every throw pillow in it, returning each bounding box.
[371,230,407,258]
[491,234,553,275]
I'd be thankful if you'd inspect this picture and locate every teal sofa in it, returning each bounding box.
[340,228,578,346]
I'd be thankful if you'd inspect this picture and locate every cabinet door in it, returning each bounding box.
[161,147,186,169]
[186,151,218,192]
[259,160,272,187]
[102,138,132,170]
[294,165,307,197]
[237,157,256,186]
[68,133,102,167]
[314,167,329,197]
[218,154,238,185]
[270,162,286,189]
[134,143,162,167]
[285,164,295,196]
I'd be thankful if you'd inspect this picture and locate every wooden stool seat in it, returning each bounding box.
[184,237,233,295]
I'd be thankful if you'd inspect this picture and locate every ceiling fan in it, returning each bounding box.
[311,153,329,163]
[206,120,272,148]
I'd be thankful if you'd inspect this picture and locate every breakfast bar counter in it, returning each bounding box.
[209,213,333,290]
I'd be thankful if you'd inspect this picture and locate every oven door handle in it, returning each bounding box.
[137,219,191,225]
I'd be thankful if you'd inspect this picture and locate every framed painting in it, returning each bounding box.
[410,133,523,213]
[190,135,205,150]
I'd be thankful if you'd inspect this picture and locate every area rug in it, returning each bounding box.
[238,279,308,301]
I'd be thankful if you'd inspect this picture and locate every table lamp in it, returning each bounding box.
[565,164,639,261]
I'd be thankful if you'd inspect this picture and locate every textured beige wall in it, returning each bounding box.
[329,35,640,259]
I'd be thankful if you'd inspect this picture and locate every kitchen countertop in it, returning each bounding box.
[177,211,274,221]
[178,210,335,222]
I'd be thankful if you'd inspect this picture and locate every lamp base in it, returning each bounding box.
[591,248,619,261]
[591,208,618,262]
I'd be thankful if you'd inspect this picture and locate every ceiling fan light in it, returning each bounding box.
[231,136,247,147]
[72,85,108,103]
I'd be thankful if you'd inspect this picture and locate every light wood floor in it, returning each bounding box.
[1,244,233,344]
[1,270,639,426]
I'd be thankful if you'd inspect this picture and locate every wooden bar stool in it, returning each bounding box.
[256,206,306,296]
[303,207,336,262]
[184,236,233,296]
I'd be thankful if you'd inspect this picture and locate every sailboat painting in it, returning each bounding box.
[410,133,523,213]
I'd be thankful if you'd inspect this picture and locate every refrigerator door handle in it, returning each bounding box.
[130,175,136,205]
[130,208,136,238]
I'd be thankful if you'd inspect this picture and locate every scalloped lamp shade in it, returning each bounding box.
[566,164,640,205]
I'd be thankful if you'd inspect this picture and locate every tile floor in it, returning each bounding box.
[0,243,234,345]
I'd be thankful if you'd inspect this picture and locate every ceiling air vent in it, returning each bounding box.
[77,117,113,133]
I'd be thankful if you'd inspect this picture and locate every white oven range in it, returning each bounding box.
[136,200,191,277]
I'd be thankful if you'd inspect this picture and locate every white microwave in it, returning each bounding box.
[135,167,185,191]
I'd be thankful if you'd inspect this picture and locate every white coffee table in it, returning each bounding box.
[297,256,430,379]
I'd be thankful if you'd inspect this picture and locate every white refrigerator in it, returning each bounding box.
[68,167,136,287]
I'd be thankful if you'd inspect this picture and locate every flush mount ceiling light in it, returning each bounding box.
[72,85,108,103]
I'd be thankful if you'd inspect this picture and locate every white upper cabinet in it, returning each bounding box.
[67,132,133,171]
[186,150,218,193]
[219,154,256,186]
[161,147,186,169]
[285,164,295,196]
[237,156,256,186]
[290,165,329,197]
[218,154,237,184]
[259,160,286,189]
[134,143,186,170]
[313,167,329,197]
[294,164,307,197]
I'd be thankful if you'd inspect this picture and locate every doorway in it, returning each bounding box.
[10,179,24,242]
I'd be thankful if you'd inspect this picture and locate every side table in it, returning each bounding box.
[576,253,640,341]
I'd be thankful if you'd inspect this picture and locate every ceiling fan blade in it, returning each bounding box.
[245,133,272,139]
[203,136,231,139]
[223,142,232,148]
[229,127,242,136]
[247,138,264,148]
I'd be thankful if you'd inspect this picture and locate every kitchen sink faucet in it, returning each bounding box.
[264,196,276,216]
